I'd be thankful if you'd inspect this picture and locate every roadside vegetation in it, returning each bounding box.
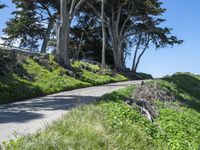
[0,52,127,104]
[2,73,200,150]
[72,61,127,85]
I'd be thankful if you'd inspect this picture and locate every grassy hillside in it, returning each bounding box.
[2,73,200,150]
[2,87,159,150]
[0,51,127,104]
[72,61,127,85]
[154,73,200,149]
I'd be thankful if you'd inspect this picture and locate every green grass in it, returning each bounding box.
[72,61,127,85]
[0,55,127,104]
[0,58,90,104]
[1,87,161,150]
[0,74,42,104]
[23,58,91,94]
[153,73,200,149]
[161,72,200,109]
[2,73,200,150]
[156,107,200,149]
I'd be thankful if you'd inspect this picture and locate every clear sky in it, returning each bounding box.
[0,0,199,77]
[0,1,15,36]
[127,0,200,77]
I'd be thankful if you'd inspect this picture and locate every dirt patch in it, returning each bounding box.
[134,82,175,102]
[125,82,175,122]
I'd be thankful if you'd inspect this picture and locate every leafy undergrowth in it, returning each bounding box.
[2,87,162,150]
[0,53,127,104]
[72,61,127,85]
[153,73,200,149]
[161,72,200,108]
[2,73,200,150]
[99,76,200,150]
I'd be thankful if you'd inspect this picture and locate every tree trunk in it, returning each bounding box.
[109,5,124,71]
[55,22,61,58]
[134,46,148,73]
[59,19,71,68]
[40,17,55,53]
[58,0,71,69]
[57,0,86,69]
[109,32,124,70]
[132,35,142,72]
[110,33,118,67]
[133,37,150,73]
[115,41,123,70]
[132,50,138,72]
[101,0,106,68]
[86,1,125,71]
[77,32,84,60]
[72,31,84,64]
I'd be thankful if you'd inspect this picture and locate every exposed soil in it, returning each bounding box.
[134,82,175,102]
[125,82,175,122]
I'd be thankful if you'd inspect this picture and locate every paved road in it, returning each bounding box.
[0,80,144,143]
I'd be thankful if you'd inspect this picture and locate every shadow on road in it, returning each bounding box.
[0,95,99,124]
[104,83,136,87]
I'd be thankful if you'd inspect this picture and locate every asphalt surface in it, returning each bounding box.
[0,80,144,143]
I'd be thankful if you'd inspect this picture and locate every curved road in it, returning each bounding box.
[0,80,144,143]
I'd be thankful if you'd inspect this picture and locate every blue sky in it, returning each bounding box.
[127,0,200,77]
[0,1,199,77]
[0,1,15,36]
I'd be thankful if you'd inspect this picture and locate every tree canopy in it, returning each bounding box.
[1,0,182,71]
[0,4,5,9]
[3,0,59,52]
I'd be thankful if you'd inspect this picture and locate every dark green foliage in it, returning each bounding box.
[3,1,42,50]
[0,2,5,9]
[71,11,115,66]
[0,74,42,104]
[2,0,59,51]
